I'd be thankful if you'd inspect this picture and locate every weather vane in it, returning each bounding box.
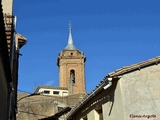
[68,20,72,30]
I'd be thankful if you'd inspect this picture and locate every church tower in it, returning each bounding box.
[57,24,86,94]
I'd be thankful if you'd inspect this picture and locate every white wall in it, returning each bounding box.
[2,0,13,14]
[38,88,69,96]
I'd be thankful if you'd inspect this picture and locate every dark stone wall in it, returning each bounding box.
[0,1,11,119]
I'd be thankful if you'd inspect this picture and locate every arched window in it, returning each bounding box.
[70,69,75,83]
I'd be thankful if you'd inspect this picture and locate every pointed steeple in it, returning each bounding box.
[64,23,77,50]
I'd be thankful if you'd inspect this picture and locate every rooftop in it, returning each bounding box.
[67,56,160,119]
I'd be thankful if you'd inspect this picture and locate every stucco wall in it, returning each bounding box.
[120,64,160,120]
[17,92,84,120]
[2,0,13,14]
[102,80,124,120]
[17,94,67,120]
[87,109,99,120]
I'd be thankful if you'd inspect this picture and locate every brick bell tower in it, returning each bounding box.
[57,24,86,94]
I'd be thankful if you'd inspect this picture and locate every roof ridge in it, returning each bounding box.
[108,56,160,77]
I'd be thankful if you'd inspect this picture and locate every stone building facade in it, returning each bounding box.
[17,92,84,120]
[67,56,160,120]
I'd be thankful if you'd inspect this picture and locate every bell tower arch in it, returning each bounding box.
[57,24,86,94]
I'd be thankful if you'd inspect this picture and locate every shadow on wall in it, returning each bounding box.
[108,79,118,116]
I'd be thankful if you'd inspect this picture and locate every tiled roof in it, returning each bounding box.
[0,3,12,82]
[4,14,13,55]
[108,56,160,77]
[34,86,68,93]
[67,56,160,119]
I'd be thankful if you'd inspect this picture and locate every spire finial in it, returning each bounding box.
[68,21,72,31]
[64,21,77,50]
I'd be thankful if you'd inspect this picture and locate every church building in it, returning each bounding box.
[57,24,86,95]
[17,25,87,120]
[34,24,86,96]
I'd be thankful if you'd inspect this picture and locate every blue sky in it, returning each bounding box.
[13,0,160,93]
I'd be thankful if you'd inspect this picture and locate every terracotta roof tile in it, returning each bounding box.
[108,56,160,77]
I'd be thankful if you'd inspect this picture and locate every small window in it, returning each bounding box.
[70,53,73,55]
[53,91,59,95]
[70,70,75,83]
[43,90,50,94]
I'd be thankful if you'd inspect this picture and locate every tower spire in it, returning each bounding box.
[64,22,77,50]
